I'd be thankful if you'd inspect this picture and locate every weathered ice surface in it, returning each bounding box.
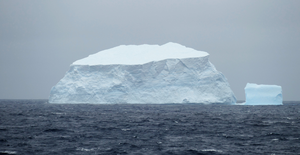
[244,83,283,105]
[49,43,236,104]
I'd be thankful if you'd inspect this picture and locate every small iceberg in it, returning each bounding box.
[243,83,283,105]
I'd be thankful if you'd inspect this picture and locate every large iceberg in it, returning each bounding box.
[244,83,283,105]
[49,42,236,104]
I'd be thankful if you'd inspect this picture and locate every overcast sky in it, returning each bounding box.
[1,0,300,101]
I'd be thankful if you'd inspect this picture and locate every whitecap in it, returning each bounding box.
[121,128,131,131]
[202,149,223,153]
[76,148,95,152]
[0,151,17,154]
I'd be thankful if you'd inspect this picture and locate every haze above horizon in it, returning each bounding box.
[0,0,300,100]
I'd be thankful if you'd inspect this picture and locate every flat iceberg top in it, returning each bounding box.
[72,42,209,65]
[245,83,282,90]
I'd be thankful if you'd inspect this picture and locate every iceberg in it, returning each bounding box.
[49,42,236,104]
[244,83,283,105]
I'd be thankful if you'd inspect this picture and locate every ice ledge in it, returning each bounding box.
[236,102,283,105]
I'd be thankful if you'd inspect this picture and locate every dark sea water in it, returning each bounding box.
[0,100,299,155]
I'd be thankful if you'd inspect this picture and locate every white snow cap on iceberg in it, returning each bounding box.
[244,83,283,105]
[72,42,209,65]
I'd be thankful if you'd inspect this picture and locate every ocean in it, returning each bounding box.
[0,100,299,155]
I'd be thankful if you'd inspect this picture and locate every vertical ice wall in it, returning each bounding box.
[244,83,283,105]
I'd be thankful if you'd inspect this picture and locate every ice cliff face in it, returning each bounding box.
[49,42,236,104]
[244,83,283,105]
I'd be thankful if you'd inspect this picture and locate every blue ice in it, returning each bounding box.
[244,83,283,105]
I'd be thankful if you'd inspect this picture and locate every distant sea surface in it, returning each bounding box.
[0,100,299,155]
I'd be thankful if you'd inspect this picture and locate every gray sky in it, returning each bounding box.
[1,0,300,101]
